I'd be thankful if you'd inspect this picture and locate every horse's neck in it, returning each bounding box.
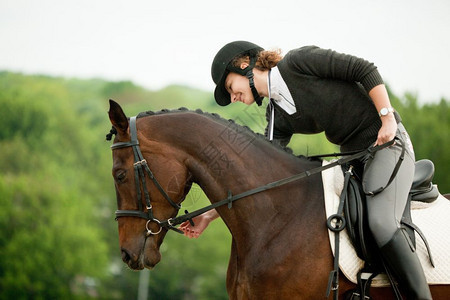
[146,113,323,242]
[185,136,321,245]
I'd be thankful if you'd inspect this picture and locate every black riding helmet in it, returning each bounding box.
[211,41,264,106]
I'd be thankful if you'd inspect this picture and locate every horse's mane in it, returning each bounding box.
[137,107,297,154]
[107,107,321,162]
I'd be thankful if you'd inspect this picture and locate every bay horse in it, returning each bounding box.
[107,100,448,299]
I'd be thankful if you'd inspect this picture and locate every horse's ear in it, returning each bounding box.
[108,99,128,135]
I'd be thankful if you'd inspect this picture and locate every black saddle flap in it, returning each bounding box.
[342,166,382,267]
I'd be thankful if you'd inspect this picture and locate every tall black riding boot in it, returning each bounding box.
[380,228,432,300]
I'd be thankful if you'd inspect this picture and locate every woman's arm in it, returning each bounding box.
[368,84,397,145]
[289,46,397,145]
[287,46,384,94]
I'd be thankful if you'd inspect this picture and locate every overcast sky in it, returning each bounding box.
[1,0,449,103]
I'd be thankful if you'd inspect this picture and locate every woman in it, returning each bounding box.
[180,41,431,299]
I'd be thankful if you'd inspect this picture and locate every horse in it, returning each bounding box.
[107,100,449,299]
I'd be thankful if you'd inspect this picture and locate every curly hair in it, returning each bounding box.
[255,49,283,70]
[230,49,283,71]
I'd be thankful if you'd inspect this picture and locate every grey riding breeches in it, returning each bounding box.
[360,123,416,248]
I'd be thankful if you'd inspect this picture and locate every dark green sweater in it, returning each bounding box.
[268,46,398,151]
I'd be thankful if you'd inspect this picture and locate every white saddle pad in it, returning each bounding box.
[322,160,450,286]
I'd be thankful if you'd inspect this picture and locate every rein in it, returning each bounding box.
[164,140,396,229]
[110,115,396,236]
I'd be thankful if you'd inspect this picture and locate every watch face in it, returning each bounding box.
[380,108,388,115]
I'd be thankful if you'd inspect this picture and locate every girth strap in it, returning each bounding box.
[326,167,353,300]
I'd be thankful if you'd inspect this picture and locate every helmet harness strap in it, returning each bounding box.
[244,55,263,106]
[246,69,263,106]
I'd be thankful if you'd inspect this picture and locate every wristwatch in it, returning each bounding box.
[379,107,394,117]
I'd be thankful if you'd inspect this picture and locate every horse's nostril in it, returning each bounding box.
[121,248,131,263]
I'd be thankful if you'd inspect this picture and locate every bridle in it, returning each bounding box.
[111,116,183,236]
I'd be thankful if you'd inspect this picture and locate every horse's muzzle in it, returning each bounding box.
[121,248,144,270]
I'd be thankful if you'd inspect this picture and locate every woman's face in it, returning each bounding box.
[225,72,255,105]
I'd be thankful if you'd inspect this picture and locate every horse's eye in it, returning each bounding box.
[116,171,127,183]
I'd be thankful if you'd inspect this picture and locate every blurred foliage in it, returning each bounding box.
[0,71,448,299]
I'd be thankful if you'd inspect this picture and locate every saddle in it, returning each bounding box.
[342,159,439,299]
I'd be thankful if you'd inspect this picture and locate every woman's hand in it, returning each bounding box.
[179,209,219,238]
[375,114,397,146]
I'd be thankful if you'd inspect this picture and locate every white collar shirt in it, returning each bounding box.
[266,66,296,141]
[268,66,297,115]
